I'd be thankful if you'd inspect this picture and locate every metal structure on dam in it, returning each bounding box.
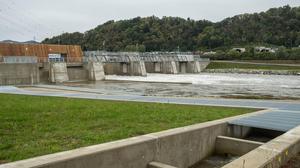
[84,51,210,75]
[0,42,210,84]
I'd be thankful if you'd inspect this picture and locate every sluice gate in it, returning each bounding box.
[84,51,210,75]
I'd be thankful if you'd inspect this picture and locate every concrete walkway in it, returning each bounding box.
[2,85,300,110]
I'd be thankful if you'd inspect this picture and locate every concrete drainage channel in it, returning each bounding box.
[1,109,300,168]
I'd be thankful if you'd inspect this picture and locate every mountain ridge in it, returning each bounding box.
[42,5,300,52]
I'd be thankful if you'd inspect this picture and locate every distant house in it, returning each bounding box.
[203,51,217,55]
[255,47,276,53]
[232,48,246,53]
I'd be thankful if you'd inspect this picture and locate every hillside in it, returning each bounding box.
[42,5,300,52]
[1,40,39,44]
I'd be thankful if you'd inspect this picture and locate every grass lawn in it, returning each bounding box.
[0,94,255,163]
[207,62,300,71]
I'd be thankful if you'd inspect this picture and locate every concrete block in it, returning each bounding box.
[215,136,263,156]
[67,67,88,81]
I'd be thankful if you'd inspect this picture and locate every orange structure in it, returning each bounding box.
[0,43,83,63]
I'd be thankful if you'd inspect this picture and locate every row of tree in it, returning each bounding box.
[208,47,300,60]
[42,5,300,59]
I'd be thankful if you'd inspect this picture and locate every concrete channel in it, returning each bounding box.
[0,86,300,168]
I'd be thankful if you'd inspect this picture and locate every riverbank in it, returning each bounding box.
[204,69,300,75]
[205,61,300,75]
[0,93,254,163]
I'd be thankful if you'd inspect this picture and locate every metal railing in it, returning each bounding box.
[84,51,141,63]
[84,51,209,63]
[37,57,83,63]
[2,56,38,63]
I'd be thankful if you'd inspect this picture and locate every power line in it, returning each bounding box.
[0,0,63,41]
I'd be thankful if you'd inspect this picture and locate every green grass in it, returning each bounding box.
[207,62,300,70]
[0,94,255,163]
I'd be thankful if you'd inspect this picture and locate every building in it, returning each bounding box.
[203,51,217,55]
[232,48,246,53]
[0,43,83,63]
[255,46,276,53]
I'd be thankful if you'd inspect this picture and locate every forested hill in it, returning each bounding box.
[42,5,300,52]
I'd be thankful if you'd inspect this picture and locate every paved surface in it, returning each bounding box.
[1,85,300,132]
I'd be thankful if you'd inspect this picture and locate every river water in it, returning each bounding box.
[65,73,300,100]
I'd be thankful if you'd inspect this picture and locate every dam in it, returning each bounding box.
[0,43,210,85]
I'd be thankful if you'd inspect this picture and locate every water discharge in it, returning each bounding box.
[65,73,300,100]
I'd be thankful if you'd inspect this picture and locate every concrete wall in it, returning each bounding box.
[222,125,300,168]
[68,67,88,81]
[104,62,146,76]
[228,125,252,138]
[145,61,204,74]
[199,61,210,71]
[0,63,39,85]
[0,62,104,85]
[215,136,264,156]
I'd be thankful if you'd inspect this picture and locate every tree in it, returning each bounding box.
[42,6,300,58]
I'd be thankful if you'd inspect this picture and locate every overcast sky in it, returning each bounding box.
[0,0,299,42]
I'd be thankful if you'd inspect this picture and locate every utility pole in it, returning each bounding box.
[102,40,106,51]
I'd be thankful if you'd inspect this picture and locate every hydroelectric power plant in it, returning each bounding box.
[0,43,210,85]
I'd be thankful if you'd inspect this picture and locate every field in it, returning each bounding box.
[0,94,255,163]
[206,61,300,71]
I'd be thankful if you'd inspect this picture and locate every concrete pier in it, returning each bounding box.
[165,61,178,74]
[129,60,147,76]
[0,51,210,85]
[85,51,210,75]
[187,61,201,73]
[85,51,148,76]
[49,62,69,83]
[86,62,105,81]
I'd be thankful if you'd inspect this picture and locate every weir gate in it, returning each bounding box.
[84,51,210,76]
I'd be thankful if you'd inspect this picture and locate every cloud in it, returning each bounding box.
[0,0,299,41]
